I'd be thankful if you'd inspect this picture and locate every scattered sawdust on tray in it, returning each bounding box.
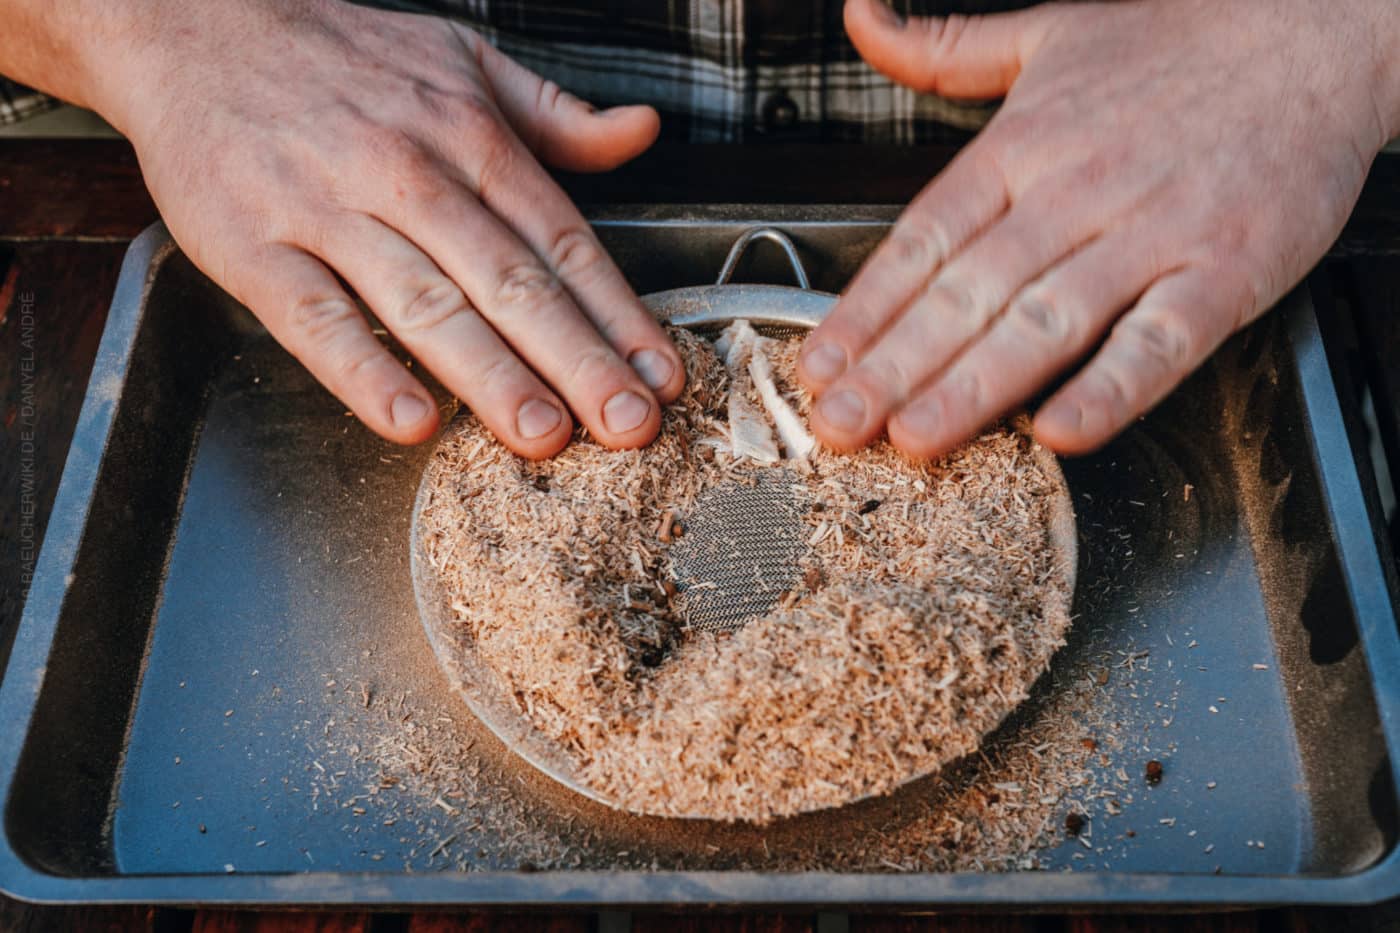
[304,645,1141,873]
[412,326,1076,823]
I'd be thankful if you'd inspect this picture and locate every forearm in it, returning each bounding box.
[0,1,132,115]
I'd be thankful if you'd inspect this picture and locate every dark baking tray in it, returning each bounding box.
[3,207,1400,908]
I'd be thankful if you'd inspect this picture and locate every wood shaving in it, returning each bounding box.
[415,327,1075,823]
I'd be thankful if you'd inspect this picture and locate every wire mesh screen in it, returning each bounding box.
[668,471,810,633]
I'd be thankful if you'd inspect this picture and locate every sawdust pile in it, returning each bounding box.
[415,326,1075,823]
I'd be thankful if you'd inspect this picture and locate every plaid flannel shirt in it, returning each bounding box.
[3,1,1026,141]
[0,76,58,125]
[386,0,1024,143]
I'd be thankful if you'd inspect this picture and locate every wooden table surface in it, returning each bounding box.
[3,139,1400,932]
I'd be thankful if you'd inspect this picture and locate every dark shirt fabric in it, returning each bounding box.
[372,0,1029,142]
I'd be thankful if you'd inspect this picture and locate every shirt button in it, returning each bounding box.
[762,92,800,132]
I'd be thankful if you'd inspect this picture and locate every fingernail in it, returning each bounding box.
[603,390,651,434]
[629,348,675,391]
[517,398,563,439]
[391,393,431,428]
[897,396,940,438]
[802,342,848,382]
[817,389,867,433]
[870,0,905,28]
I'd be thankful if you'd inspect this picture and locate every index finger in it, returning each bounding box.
[797,147,1009,393]
[370,164,664,449]
[427,96,686,406]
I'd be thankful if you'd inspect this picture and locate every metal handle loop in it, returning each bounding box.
[715,227,812,290]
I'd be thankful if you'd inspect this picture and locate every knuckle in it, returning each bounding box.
[412,82,499,133]
[914,15,972,89]
[547,227,606,282]
[410,79,452,121]
[1077,368,1132,434]
[477,352,521,393]
[536,79,566,118]
[446,92,501,137]
[886,224,949,272]
[936,14,972,51]
[470,126,518,198]
[359,124,421,166]
[1097,365,1132,408]
[359,129,450,203]
[563,345,619,390]
[396,279,470,333]
[1119,312,1194,372]
[1007,288,1075,343]
[384,149,452,206]
[924,279,982,327]
[493,263,564,314]
[331,342,385,386]
[395,140,439,182]
[946,369,985,412]
[288,295,361,346]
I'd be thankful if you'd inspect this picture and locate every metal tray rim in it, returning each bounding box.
[3,221,1400,908]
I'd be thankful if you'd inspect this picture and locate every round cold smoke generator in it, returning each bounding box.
[410,322,1078,824]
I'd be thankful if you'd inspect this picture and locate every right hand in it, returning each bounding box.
[95,0,684,455]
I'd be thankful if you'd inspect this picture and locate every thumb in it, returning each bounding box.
[844,0,1055,99]
[474,38,660,173]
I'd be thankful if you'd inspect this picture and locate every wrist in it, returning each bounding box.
[69,2,175,136]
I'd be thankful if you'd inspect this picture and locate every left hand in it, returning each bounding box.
[799,0,1400,456]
